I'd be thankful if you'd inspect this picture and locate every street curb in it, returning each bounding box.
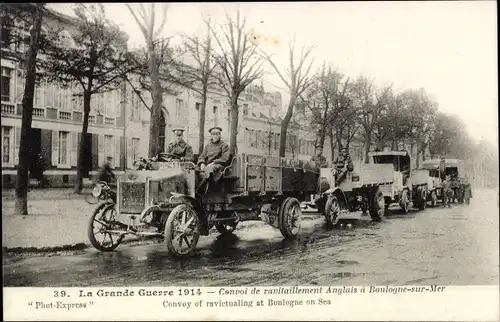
[2,215,322,256]
[2,237,161,255]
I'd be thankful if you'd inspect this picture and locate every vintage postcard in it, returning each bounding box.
[2,1,498,321]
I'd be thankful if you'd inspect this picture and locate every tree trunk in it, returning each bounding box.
[147,42,163,158]
[75,91,92,193]
[229,95,239,156]
[279,96,296,158]
[197,85,208,155]
[15,5,43,216]
[364,132,371,164]
[328,127,335,161]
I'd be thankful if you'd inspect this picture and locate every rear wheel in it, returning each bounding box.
[324,195,341,227]
[87,203,124,251]
[400,189,410,214]
[369,187,386,222]
[164,204,200,256]
[279,197,302,238]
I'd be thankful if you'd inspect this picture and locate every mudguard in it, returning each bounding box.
[168,193,209,235]
[324,187,348,208]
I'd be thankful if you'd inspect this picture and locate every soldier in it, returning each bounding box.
[196,126,230,193]
[442,174,453,208]
[333,147,354,186]
[165,128,194,161]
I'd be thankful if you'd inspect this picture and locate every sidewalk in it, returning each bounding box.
[1,191,278,253]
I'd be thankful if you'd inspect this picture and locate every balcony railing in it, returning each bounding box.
[88,115,96,123]
[59,111,71,120]
[33,108,45,117]
[105,117,115,125]
[1,103,15,115]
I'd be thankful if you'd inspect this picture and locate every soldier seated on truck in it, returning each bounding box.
[333,147,354,186]
[196,126,230,194]
[164,127,194,162]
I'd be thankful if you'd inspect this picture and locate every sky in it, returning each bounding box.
[48,2,498,147]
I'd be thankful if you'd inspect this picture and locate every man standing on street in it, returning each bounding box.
[165,128,194,161]
[196,126,230,193]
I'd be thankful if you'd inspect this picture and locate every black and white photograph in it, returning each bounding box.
[2,1,498,320]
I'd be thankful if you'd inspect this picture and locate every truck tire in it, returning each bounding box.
[369,187,386,222]
[278,197,302,238]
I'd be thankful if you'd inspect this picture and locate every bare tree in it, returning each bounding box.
[2,3,46,215]
[126,3,169,158]
[210,10,263,155]
[178,18,219,154]
[42,4,137,193]
[261,38,314,158]
[352,76,391,163]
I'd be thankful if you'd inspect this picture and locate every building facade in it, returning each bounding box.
[1,8,321,188]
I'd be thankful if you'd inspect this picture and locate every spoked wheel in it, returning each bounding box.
[87,203,124,251]
[215,220,238,234]
[324,195,341,227]
[85,184,101,204]
[369,187,386,222]
[164,204,200,256]
[399,189,410,214]
[430,191,438,207]
[279,197,302,238]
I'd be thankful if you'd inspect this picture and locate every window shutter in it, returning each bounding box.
[98,134,104,166]
[52,130,59,166]
[14,127,21,165]
[70,132,77,167]
[126,138,132,169]
[114,136,120,169]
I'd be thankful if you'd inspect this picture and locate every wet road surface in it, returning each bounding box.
[3,189,498,287]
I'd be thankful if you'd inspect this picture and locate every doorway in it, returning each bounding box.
[82,133,92,177]
[28,128,42,178]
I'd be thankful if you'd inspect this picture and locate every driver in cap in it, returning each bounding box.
[165,127,194,162]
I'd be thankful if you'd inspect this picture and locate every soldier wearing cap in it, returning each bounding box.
[333,147,354,186]
[165,127,194,161]
[197,126,230,191]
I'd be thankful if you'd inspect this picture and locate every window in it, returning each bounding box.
[45,84,54,107]
[131,91,140,121]
[213,106,218,126]
[16,70,25,102]
[176,98,184,124]
[34,81,44,107]
[58,131,69,165]
[1,68,12,102]
[104,135,114,160]
[275,133,280,151]
[243,104,249,116]
[227,108,230,130]
[132,138,140,161]
[2,126,12,164]
[1,17,13,49]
